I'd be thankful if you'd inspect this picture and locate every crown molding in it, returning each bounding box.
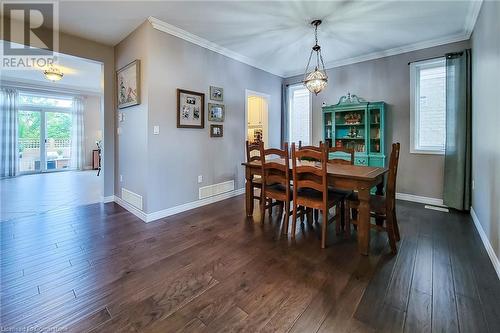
[147,16,284,77]
[282,32,470,78]
[464,0,483,38]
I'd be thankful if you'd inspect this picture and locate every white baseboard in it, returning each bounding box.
[146,188,245,222]
[111,188,245,223]
[470,207,500,280]
[114,195,148,222]
[396,192,445,207]
[101,195,114,203]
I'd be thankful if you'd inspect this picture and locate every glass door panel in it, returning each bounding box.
[18,110,42,173]
[45,112,72,171]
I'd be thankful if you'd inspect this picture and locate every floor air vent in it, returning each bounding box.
[199,180,234,200]
[122,188,143,210]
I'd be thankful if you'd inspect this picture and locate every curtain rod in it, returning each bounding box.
[407,55,445,65]
[407,51,464,65]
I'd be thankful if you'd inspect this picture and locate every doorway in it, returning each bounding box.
[18,93,75,173]
[245,90,270,148]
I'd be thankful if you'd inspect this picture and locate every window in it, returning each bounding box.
[288,85,311,145]
[410,58,446,154]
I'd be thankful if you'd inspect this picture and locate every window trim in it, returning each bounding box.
[287,84,312,146]
[409,57,446,155]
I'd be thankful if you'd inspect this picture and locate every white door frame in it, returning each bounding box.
[245,89,270,148]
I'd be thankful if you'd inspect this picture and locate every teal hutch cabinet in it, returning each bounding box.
[323,93,386,167]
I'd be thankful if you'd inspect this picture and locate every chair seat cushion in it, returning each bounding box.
[296,188,344,206]
[349,194,386,214]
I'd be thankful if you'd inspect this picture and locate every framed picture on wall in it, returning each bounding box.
[209,86,223,101]
[210,124,223,137]
[177,89,205,128]
[117,59,140,109]
[208,103,225,122]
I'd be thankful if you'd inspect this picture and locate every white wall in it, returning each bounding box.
[83,95,101,169]
[471,0,500,259]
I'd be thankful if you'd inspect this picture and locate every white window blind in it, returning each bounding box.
[288,85,311,145]
[410,58,446,154]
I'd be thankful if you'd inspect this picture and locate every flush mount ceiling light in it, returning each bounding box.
[303,19,328,95]
[43,66,64,82]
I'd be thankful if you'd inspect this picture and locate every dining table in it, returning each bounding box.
[241,158,388,255]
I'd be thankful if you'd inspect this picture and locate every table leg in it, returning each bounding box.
[245,167,254,217]
[357,188,371,256]
[375,178,385,226]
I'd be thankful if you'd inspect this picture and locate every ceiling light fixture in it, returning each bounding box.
[43,67,64,82]
[303,19,328,95]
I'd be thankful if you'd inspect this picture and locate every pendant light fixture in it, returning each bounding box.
[303,19,328,95]
[43,66,64,82]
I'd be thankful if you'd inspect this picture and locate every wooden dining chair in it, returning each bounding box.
[246,140,263,207]
[259,142,292,232]
[297,142,323,223]
[348,143,401,253]
[291,143,345,248]
[327,147,355,236]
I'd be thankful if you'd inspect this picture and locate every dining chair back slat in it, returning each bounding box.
[291,143,328,197]
[328,147,355,165]
[259,143,290,187]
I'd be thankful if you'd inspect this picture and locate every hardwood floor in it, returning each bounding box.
[0,171,102,221]
[1,196,499,332]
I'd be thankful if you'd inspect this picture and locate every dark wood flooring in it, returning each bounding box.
[1,196,499,332]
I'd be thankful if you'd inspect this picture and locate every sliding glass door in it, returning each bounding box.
[18,110,42,173]
[45,112,72,171]
[18,93,75,174]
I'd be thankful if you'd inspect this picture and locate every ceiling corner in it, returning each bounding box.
[464,0,483,38]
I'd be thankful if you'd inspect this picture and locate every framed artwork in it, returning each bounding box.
[117,60,140,109]
[177,89,205,128]
[209,86,223,101]
[210,124,223,137]
[208,103,225,122]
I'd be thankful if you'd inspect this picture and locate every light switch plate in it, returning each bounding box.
[198,175,203,183]
[117,127,122,135]
[153,125,160,135]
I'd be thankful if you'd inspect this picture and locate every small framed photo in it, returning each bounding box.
[210,124,223,137]
[117,60,140,109]
[209,86,223,101]
[208,103,225,122]
[177,89,205,128]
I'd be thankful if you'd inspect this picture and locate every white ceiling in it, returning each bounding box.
[1,41,103,94]
[56,0,481,77]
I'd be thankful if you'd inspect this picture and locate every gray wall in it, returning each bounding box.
[114,22,151,210]
[284,40,470,199]
[83,95,101,169]
[471,1,500,259]
[115,22,282,213]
